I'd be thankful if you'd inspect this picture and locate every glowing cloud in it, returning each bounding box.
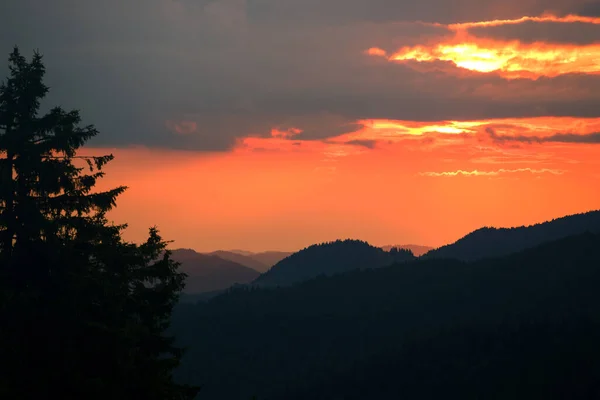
[446,14,600,31]
[388,40,600,78]
[359,119,486,136]
[366,47,387,57]
[420,168,565,177]
[369,14,600,79]
[333,117,600,145]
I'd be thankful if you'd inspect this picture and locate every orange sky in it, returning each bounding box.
[90,12,600,252]
[94,116,600,252]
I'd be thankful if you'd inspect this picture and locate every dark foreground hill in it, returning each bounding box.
[253,239,415,287]
[286,318,600,400]
[171,249,260,294]
[423,209,600,261]
[172,233,600,400]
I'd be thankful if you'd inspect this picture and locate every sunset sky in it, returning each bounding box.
[2,0,600,252]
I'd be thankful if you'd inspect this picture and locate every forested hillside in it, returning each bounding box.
[254,239,414,287]
[172,249,260,293]
[422,210,600,261]
[173,232,600,399]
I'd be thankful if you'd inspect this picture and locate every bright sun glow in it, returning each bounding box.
[389,41,600,78]
[369,14,600,79]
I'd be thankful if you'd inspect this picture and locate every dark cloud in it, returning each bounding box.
[247,0,588,25]
[0,0,598,151]
[343,140,378,149]
[487,127,600,143]
[578,1,600,16]
[469,21,600,44]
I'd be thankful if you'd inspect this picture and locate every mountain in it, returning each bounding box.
[170,249,260,294]
[203,250,293,272]
[173,232,600,400]
[226,249,255,257]
[253,239,414,287]
[206,250,269,272]
[381,244,433,256]
[422,209,600,261]
[248,251,293,268]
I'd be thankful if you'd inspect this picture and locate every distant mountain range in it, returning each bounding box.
[173,210,600,296]
[244,251,294,268]
[380,244,433,257]
[422,210,600,261]
[173,230,600,400]
[205,251,270,272]
[173,209,600,398]
[205,250,292,273]
[177,241,420,296]
[170,248,292,296]
[171,249,260,294]
[253,239,415,287]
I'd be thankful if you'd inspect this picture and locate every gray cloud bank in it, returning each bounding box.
[487,127,600,143]
[1,0,599,151]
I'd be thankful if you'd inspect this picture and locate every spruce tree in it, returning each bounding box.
[0,47,199,399]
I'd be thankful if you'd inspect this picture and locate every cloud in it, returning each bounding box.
[330,117,600,149]
[448,14,600,30]
[420,168,565,177]
[487,127,600,143]
[270,127,302,139]
[467,21,600,44]
[371,13,600,79]
[247,0,592,25]
[2,0,600,151]
[166,120,198,135]
[343,139,378,149]
[579,1,600,16]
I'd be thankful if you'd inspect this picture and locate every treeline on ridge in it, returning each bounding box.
[172,232,600,399]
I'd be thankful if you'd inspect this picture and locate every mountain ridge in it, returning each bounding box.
[381,244,433,256]
[174,232,600,400]
[422,209,600,261]
[205,250,270,272]
[253,239,415,287]
[171,249,260,294]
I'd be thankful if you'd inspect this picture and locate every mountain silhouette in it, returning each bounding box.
[206,251,270,272]
[225,249,255,257]
[248,251,293,267]
[205,250,292,272]
[381,244,433,256]
[422,209,600,261]
[173,232,600,400]
[252,239,414,287]
[171,249,260,294]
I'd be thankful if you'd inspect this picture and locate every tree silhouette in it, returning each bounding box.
[0,47,199,399]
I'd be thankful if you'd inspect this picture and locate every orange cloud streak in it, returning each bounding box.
[420,168,565,177]
[369,14,600,79]
[389,40,600,78]
[334,117,600,144]
[447,14,600,30]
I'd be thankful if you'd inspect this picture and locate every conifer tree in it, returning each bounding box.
[0,47,199,399]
